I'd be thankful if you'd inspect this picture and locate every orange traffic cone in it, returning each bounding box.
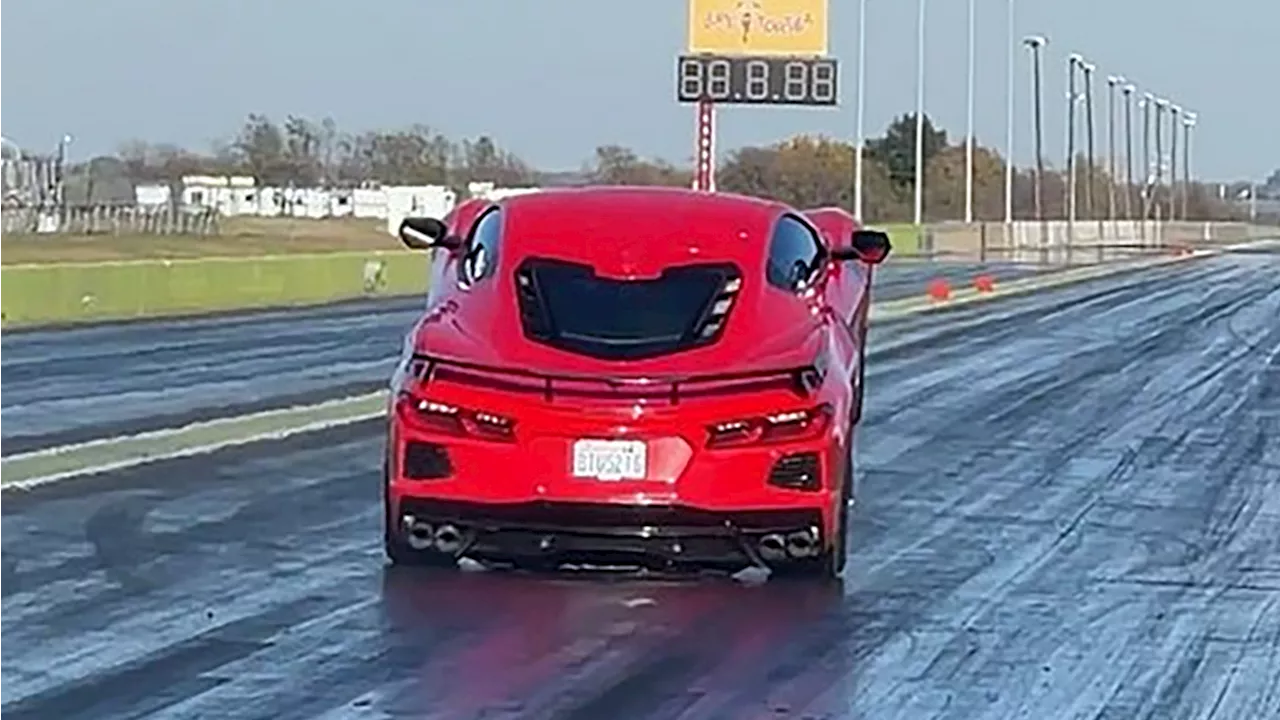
[926,278,951,302]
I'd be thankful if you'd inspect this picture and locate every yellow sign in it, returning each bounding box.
[687,0,828,57]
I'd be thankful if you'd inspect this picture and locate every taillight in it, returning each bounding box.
[706,404,833,448]
[395,392,515,441]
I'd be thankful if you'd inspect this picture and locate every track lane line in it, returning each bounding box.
[0,250,1217,490]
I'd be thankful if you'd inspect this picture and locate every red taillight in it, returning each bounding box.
[706,404,833,448]
[395,392,515,441]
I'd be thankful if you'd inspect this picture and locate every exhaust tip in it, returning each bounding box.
[785,529,819,558]
[758,533,787,561]
[434,523,466,555]
[402,514,435,550]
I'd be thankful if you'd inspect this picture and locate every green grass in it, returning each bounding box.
[877,223,924,257]
[0,216,929,328]
[0,249,428,328]
[2,217,400,265]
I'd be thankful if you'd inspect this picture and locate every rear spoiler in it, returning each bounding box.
[405,354,825,404]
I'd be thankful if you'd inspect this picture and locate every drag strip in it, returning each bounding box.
[3,251,1276,719]
[0,260,1039,454]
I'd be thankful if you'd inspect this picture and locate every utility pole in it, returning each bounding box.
[1106,76,1122,229]
[1024,35,1048,254]
[1181,112,1196,219]
[1122,83,1135,223]
[1065,54,1082,255]
[1169,105,1181,221]
[1003,0,1016,227]
[1081,61,1101,256]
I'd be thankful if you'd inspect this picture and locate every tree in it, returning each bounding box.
[233,114,289,185]
[456,135,537,187]
[718,135,904,219]
[586,145,690,187]
[866,113,948,197]
[923,144,1006,221]
[101,112,1245,222]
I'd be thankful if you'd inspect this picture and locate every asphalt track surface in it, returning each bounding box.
[0,260,1045,454]
[4,251,1279,719]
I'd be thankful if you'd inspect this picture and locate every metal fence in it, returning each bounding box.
[2,156,62,208]
[1,205,220,236]
[910,220,1274,264]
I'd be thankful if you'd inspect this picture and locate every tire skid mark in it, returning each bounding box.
[3,254,1279,719]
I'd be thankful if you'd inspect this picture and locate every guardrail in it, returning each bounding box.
[901,220,1274,262]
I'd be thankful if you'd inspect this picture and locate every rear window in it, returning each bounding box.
[515,258,742,360]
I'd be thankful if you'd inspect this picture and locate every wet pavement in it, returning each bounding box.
[3,252,1278,719]
[0,260,1042,453]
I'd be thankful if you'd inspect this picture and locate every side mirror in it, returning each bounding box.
[830,229,892,265]
[398,217,462,251]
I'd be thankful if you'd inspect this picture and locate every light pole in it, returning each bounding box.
[1003,0,1016,226]
[56,134,73,218]
[1081,61,1102,255]
[1153,97,1168,240]
[1169,104,1180,221]
[964,0,976,224]
[0,135,21,157]
[853,0,867,221]
[913,0,927,227]
[1024,35,1048,252]
[1141,92,1153,225]
[1182,112,1196,219]
[1106,76,1123,226]
[1066,54,1082,251]
[1123,83,1136,222]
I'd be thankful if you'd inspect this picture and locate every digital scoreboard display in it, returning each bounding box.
[676,55,838,106]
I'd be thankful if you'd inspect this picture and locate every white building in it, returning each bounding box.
[135,183,172,207]
[180,175,257,215]
[468,181,541,201]
[385,185,457,236]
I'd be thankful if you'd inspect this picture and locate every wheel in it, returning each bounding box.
[851,348,867,425]
[776,449,850,583]
[382,463,457,569]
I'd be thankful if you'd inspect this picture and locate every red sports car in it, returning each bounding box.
[384,186,890,579]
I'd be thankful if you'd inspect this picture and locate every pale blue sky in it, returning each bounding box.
[2,0,1273,181]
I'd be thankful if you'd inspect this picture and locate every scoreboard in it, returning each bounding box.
[676,55,838,106]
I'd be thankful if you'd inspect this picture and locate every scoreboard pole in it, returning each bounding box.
[695,98,716,192]
[683,0,833,193]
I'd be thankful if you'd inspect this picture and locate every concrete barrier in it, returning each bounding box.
[0,250,428,328]
[917,220,1271,262]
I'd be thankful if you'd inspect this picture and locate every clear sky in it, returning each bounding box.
[2,0,1274,181]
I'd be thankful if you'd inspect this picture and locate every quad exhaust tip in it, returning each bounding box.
[434,524,465,555]
[757,528,821,562]
[785,528,820,558]
[401,515,468,555]
[758,533,788,561]
[403,515,435,550]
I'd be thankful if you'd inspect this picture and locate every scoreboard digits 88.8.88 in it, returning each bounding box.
[676,55,839,106]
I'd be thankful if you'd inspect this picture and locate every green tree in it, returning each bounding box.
[718,135,904,220]
[866,113,948,197]
[587,145,690,186]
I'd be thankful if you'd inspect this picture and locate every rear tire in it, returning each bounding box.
[780,446,850,583]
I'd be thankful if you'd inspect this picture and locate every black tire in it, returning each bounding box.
[851,348,867,425]
[779,447,850,583]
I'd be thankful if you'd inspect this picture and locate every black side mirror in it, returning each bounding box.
[398,217,462,251]
[830,229,892,265]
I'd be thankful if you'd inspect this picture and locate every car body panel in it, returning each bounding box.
[386,186,880,573]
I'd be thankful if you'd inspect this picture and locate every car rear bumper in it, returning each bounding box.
[394,497,829,570]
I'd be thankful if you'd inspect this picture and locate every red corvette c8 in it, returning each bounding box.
[385,186,890,579]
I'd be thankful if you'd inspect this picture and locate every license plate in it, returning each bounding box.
[571,439,647,481]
